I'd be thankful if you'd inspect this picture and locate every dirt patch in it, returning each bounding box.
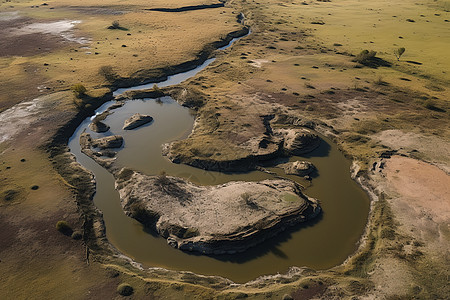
[383,156,450,227]
[0,32,65,57]
[363,156,450,298]
[373,130,450,173]
[0,18,88,57]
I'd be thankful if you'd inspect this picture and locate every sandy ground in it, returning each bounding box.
[364,155,450,298]
[374,129,450,173]
[383,156,449,247]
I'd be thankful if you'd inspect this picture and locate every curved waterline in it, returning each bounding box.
[68,31,370,283]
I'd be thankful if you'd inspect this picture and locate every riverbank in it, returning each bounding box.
[0,0,449,298]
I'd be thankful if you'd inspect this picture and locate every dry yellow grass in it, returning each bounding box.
[0,0,449,298]
[0,0,239,110]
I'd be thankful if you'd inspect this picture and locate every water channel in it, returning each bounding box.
[68,33,370,283]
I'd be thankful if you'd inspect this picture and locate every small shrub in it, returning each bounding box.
[355,50,377,64]
[394,47,406,61]
[117,283,133,296]
[108,20,121,29]
[71,83,87,98]
[30,185,39,190]
[56,220,73,235]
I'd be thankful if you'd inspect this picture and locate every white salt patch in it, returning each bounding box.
[0,98,43,143]
[14,20,90,44]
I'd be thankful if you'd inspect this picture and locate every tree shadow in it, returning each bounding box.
[406,60,422,65]
[360,57,391,68]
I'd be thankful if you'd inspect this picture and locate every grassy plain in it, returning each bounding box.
[0,0,449,299]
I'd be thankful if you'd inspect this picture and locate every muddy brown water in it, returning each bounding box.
[69,96,370,283]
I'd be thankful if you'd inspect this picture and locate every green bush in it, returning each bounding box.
[117,283,134,296]
[56,220,73,235]
[71,84,87,98]
[355,50,377,64]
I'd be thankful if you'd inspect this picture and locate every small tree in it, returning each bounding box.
[394,47,406,61]
[71,83,87,98]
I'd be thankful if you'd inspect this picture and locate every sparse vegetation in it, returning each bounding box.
[98,66,117,83]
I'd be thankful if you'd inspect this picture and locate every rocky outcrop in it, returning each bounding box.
[280,161,315,176]
[91,135,123,149]
[274,128,321,155]
[116,169,321,255]
[123,113,153,130]
[79,132,120,168]
[89,121,110,133]
[164,127,320,172]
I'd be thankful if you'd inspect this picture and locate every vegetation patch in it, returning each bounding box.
[55,220,73,236]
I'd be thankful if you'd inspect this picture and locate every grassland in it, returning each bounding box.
[0,0,449,298]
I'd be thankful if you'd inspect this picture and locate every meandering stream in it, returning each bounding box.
[68,32,370,283]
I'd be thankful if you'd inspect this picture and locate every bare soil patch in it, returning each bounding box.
[0,18,86,57]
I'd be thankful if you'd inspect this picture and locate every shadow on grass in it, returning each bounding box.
[360,57,391,68]
[107,26,129,31]
[406,60,422,65]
